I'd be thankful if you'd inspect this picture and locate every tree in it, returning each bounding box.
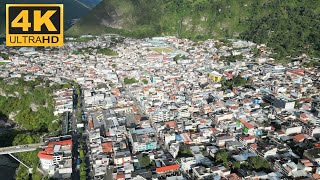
[142,79,148,84]
[124,77,138,85]
[97,48,118,56]
[13,134,39,145]
[177,147,193,158]
[15,165,29,180]
[248,156,270,170]
[215,151,229,167]
[139,155,152,167]
[233,161,241,169]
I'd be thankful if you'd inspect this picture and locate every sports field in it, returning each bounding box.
[150,47,174,53]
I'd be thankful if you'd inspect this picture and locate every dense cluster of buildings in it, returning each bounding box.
[53,88,74,115]
[37,138,73,179]
[0,35,319,179]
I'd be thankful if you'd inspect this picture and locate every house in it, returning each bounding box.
[209,71,223,82]
[211,165,230,178]
[129,128,157,153]
[114,150,131,166]
[216,135,235,147]
[272,97,295,110]
[304,148,320,164]
[293,134,305,143]
[181,157,196,171]
[239,135,256,146]
[38,138,73,178]
[192,166,212,179]
[155,159,180,177]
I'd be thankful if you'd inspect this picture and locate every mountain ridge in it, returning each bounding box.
[68,0,320,57]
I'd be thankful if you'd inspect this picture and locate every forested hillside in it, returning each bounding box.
[0,78,58,132]
[68,0,320,57]
[0,78,75,179]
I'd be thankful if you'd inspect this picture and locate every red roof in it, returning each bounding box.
[293,134,305,142]
[48,139,72,148]
[250,143,257,150]
[101,142,113,153]
[300,113,308,119]
[229,106,238,109]
[238,118,254,129]
[313,174,320,179]
[288,69,305,76]
[38,151,53,160]
[224,72,234,79]
[241,135,255,140]
[132,106,139,113]
[135,115,142,122]
[116,174,125,179]
[315,143,320,147]
[44,147,54,154]
[299,98,312,102]
[89,120,94,129]
[164,120,177,129]
[156,164,179,173]
[39,139,72,160]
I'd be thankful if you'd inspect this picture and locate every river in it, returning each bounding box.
[0,155,19,180]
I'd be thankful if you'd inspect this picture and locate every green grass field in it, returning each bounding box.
[0,62,7,65]
[150,47,174,53]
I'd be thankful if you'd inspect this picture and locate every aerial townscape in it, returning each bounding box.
[0,34,319,180]
[0,0,320,180]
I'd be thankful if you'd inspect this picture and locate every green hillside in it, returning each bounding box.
[68,0,320,57]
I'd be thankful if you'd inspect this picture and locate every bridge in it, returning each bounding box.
[0,143,46,174]
[0,143,44,155]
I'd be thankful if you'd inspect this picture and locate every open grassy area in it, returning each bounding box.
[150,47,174,53]
[0,62,7,65]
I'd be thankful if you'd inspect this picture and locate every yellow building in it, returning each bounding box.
[209,71,222,82]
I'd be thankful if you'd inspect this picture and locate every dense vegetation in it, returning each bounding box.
[240,1,320,58]
[79,146,86,180]
[13,134,43,180]
[215,151,270,171]
[142,79,148,84]
[0,78,71,179]
[124,77,139,85]
[0,78,59,132]
[97,47,118,56]
[222,75,248,89]
[73,47,118,56]
[0,52,9,60]
[68,0,320,58]
[138,154,153,167]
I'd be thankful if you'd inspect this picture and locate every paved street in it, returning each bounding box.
[0,143,44,155]
[71,87,80,180]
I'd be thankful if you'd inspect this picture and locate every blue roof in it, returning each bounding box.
[175,134,183,141]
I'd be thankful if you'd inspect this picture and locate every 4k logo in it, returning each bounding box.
[6,4,64,46]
